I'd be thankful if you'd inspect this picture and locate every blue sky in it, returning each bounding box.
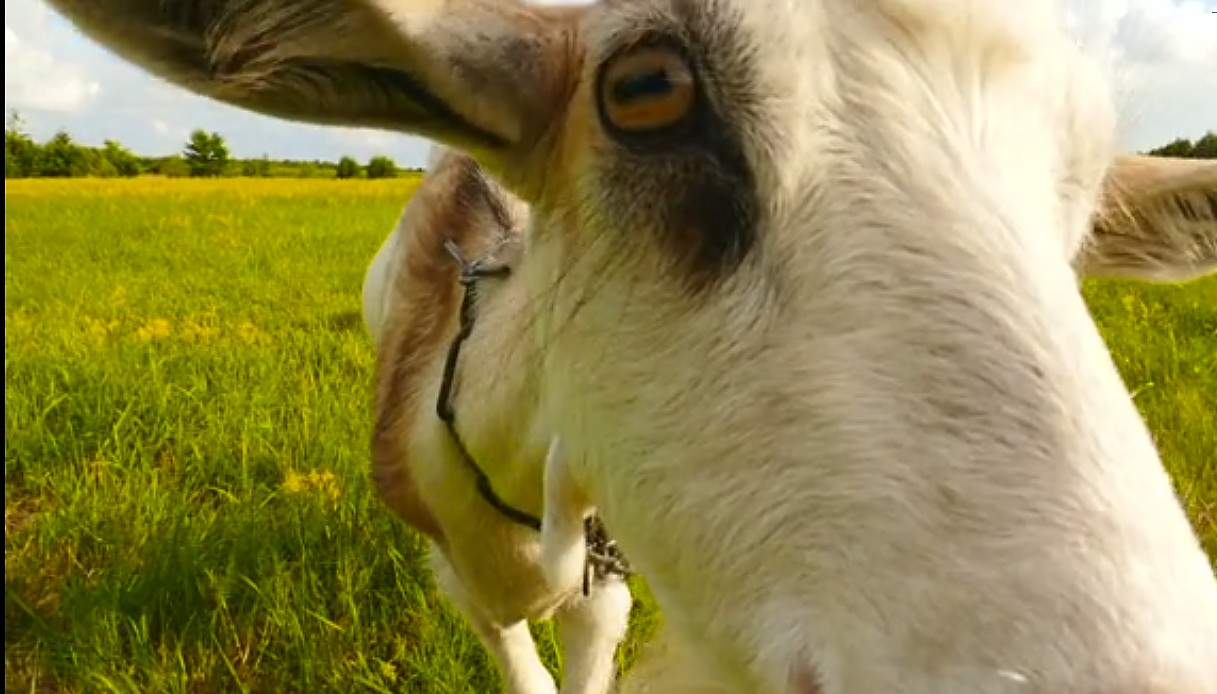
[6,0,1215,168]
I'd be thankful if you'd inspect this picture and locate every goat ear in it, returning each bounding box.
[45,0,583,185]
[1077,155,1217,283]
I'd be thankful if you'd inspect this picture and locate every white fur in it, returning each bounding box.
[361,218,403,349]
[539,437,594,596]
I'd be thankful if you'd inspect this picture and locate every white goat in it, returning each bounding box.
[45,0,1217,692]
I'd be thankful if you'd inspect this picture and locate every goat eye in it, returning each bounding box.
[599,46,696,133]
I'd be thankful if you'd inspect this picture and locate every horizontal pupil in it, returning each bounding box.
[613,69,673,103]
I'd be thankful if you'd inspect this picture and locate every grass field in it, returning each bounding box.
[5,177,1215,693]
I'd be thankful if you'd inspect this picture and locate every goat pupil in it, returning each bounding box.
[613,69,672,103]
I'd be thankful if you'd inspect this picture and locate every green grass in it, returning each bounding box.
[5,178,1214,693]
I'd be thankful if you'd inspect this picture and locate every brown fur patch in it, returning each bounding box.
[1086,156,1217,279]
[370,151,520,545]
[789,665,824,694]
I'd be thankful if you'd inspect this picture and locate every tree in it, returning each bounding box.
[239,153,272,177]
[156,155,191,178]
[366,155,397,179]
[7,110,26,135]
[39,131,89,177]
[183,129,229,177]
[1189,132,1216,160]
[1147,137,1192,158]
[102,139,141,177]
[336,155,361,179]
[87,150,119,177]
[5,111,42,178]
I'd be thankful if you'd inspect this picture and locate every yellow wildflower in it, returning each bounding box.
[84,317,119,343]
[180,318,221,344]
[281,469,341,504]
[135,318,171,342]
[378,660,398,683]
[282,470,308,494]
[309,471,341,503]
[235,320,270,346]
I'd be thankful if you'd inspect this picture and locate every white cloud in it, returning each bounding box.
[1063,0,1217,149]
[4,0,1214,165]
[5,23,101,113]
[1072,1,1215,70]
[333,130,397,151]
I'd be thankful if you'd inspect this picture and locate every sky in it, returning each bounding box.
[5,0,1216,168]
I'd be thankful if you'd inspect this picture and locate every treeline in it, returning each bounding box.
[1144,133,1217,159]
[5,110,1214,180]
[4,112,421,180]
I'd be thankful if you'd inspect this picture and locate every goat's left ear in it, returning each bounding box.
[1076,155,1217,283]
[43,0,586,193]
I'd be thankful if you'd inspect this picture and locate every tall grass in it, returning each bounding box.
[5,178,1213,693]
